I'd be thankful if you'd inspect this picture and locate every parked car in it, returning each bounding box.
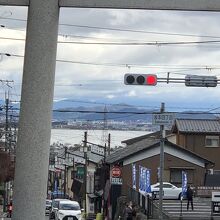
[49,198,69,220]
[151,182,182,199]
[45,199,52,215]
[55,200,82,220]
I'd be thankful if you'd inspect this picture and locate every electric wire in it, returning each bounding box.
[3,36,220,46]
[1,16,220,40]
[2,52,220,72]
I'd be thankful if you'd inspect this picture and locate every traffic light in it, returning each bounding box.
[124,74,157,86]
[185,75,218,87]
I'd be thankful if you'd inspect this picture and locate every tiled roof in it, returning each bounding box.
[106,138,159,164]
[173,119,220,133]
[106,139,213,165]
[121,130,172,145]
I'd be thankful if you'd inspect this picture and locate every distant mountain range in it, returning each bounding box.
[0,99,217,123]
[53,105,155,122]
[52,104,217,122]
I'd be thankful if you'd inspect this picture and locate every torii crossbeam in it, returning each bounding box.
[0,0,218,219]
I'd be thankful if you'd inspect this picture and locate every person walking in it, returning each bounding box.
[124,201,133,220]
[186,185,194,211]
[7,200,13,217]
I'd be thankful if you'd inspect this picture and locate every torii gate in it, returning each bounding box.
[0,0,219,219]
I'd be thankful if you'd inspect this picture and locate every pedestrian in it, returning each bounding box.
[7,200,13,218]
[186,185,194,211]
[124,201,133,220]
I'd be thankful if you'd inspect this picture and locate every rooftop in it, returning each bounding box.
[172,119,220,133]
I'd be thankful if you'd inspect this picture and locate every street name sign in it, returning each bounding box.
[152,113,174,125]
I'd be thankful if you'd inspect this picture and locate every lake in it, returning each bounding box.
[51,129,151,147]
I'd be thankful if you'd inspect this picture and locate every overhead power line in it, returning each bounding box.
[1,16,220,39]
[2,36,220,46]
[9,108,220,115]
[52,109,220,115]
[2,52,220,72]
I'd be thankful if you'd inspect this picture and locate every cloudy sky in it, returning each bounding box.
[1,5,220,112]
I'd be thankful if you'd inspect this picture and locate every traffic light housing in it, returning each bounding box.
[185,75,218,87]
[124,74,157,86]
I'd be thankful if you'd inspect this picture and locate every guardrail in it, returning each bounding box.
[196,186,220,198]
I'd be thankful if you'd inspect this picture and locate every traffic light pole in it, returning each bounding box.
[159,103,165,220]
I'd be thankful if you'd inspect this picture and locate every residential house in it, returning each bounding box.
[105,131,213,219]
[67,151,103,214]
[172,119,220,174]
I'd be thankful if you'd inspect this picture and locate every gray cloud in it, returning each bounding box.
[1,6,220,110]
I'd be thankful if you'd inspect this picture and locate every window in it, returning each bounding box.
[170,169,193,185]
[205,136,219,147]
[163,184,173,188]
[59,203,80,211]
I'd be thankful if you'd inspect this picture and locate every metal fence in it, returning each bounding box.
[128,187,153,218]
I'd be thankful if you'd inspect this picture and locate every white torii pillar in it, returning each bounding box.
[11,0,59,219]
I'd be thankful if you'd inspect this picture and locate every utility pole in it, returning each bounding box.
[83,131,87,215]
[3,94,9,212]
[64,146,67,198]
[102,105,108,146]
[108,133,111,155]
[5,94,9,151]
[159,103,165,220]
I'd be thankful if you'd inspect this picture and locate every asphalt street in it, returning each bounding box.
[0,216,49,220]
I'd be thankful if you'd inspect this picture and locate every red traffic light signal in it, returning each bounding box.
[124,74,157,86]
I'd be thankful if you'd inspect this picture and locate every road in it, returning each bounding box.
[0,215,49,220]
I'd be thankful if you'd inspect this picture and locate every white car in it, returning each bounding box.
[151,182,182,200]
[50,199,69,219]
[55,200,82,220]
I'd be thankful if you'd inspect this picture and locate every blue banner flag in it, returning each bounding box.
[145,169,151,193]
[182,171,187,197]
[54,179,58,192]
[132,164,136,190]
[139,166,142,192]
[142,167,146,192]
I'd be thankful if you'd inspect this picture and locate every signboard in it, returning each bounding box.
[54,164,65,170]
[55,156,73,169]
[49,165,55,172]
[77,167,85,176]
[111,166,122,185]
[91,144,105,156]
[62,157,73,166]
[111,166,121,178]
[152,113,174,125]
[73,155,85,165]
[111,177,122,185]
